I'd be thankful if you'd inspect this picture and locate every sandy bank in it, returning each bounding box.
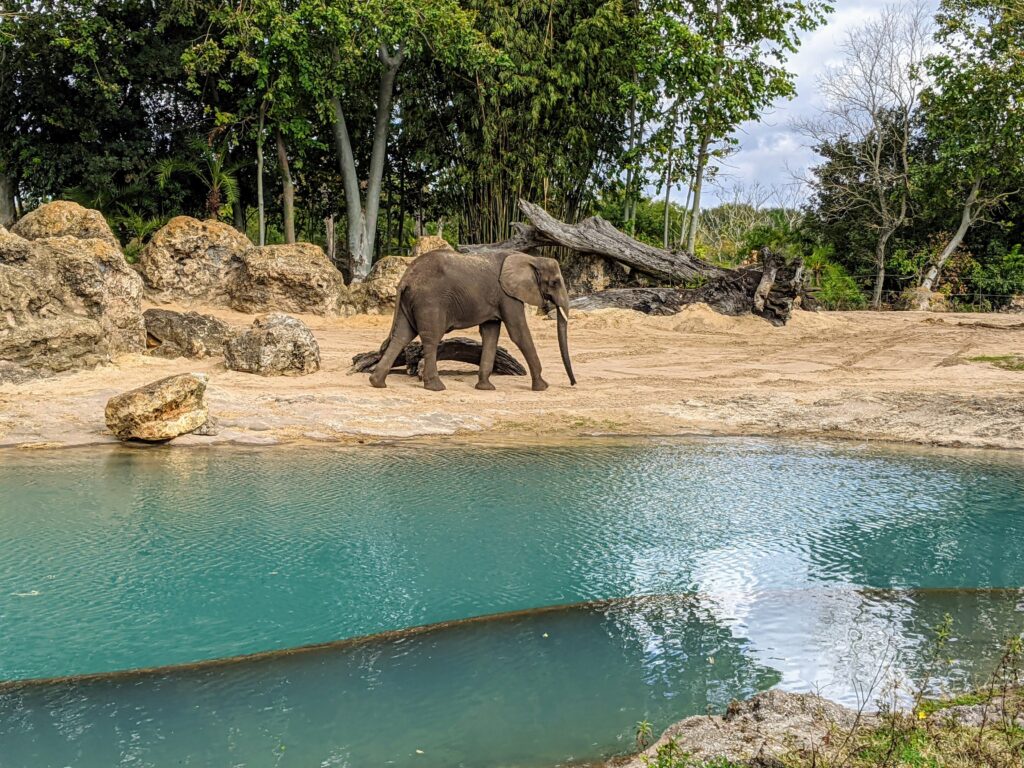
[1,305,1022,450]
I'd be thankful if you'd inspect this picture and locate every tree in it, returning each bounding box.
[913,0,1024,306]
[797,2,932,308]
[284,0,492,280]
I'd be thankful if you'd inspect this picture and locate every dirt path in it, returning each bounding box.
[1,305,1022,450]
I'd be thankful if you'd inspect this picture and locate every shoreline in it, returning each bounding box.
[2,304,1023,453]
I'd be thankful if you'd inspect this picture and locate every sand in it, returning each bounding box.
[1,304,1022,450]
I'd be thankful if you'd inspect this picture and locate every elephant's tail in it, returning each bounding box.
[379,283,411,353]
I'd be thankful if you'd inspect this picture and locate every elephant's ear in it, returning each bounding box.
[499,253,544,306]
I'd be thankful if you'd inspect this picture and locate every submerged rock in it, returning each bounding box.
[105,373,210,441]
[11,200,120,248]
[223,313,320,376]
[617,690,872,767]
[144,308,234,359]
[136,216,251,305]
[0,222,145,374]
[229,243,343,316]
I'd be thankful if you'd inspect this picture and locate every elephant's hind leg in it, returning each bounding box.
[475,320,501,390]
[369,313,415,388]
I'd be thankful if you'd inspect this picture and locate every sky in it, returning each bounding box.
[698,0,932,207]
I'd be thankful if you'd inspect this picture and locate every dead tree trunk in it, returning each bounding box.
[351,337,526,378]
[460,200,804,326]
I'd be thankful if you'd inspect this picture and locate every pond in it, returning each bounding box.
[1,438,1023,767]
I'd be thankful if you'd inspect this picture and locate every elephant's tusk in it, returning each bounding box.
[558,307,569,322]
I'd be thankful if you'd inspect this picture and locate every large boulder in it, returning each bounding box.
[136,216,252,305]
[338,255,413,315]
[223,313,320,376]
[620,690,872,767]
[229,243,343,316]
[410,235,451,258]
[0,224,145,374]
[11,201,120,248]
[105,373,210,441]
[144,308,234,359]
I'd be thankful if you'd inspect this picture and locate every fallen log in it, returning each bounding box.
[461,199,804,325]
[351,337,526,377]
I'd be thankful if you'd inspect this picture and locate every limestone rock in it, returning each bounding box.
[410,235,451,258]
[11,201,120,249]
[0,226,145,373]
[229,243,343,316]
[338,256,413,315]
[105,373,210,441]
[619,690,874,767]
[144,308,234,359]
[136,216,252,305]
[224,313,320,376]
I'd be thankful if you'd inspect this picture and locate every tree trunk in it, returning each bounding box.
[662,140,674,249]
[233,198,246,234]
[256,102,266,246]
[275,129,295,244]
[685,133,711,254]
[916,178,982,307]
[871,228,895,309]
[331,45,403,282]
[0,172,15,228]
[325,215,336,264]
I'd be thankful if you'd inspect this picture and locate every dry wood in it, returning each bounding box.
[461,199,804,325]
[351,337,527,377]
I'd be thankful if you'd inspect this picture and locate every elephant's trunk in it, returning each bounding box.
[555,298,576,386]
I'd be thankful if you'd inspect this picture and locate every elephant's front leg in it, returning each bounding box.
[504,309,548,391]
[476,320,500,390]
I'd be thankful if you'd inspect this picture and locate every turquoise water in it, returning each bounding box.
[1,438,1023,766]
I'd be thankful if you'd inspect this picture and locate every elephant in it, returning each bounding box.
[369,249,576,392]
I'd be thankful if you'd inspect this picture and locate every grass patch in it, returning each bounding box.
[917,691,988,716]
[969,354,1024,371]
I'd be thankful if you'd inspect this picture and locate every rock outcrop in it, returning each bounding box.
[616,690,873,767]
[223,313,320,376]
[0,222,145,374]
[136,216,251,305]
[229,243,342,316]
[410,235,451,258]
[11,200,120,248]
[104,373,210,441]
[144,308,234,359]
[339,255,413,315]
[136,218,345,315]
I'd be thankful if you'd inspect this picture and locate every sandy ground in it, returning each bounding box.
[1,304,1022,450]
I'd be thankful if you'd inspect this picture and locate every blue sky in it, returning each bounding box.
[700,0,933,207]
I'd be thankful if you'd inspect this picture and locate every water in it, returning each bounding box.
[1,438,1023,766]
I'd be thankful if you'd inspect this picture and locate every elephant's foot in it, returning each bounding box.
[475,380,496,391]
[423,378,446,392]
[368,375,387,388]
[531,378,549,392]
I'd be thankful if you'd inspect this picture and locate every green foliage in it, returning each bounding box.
[970,245,1024,303]
[968,356,1024,372]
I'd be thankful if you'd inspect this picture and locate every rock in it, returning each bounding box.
[104,373,210,442]
[11,201,120,249]
[901,286,951,312]
[338,255,413,315]
[229,243,343,316]
[223,313,320,376]
[410,235,451,258]
[0,361,40,384]
[561,252,644,295]
[136,216,252,305]
[618,690,873,767]
[928,700,1024,729]
[0,225,145,373]
[144,308,234,359]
